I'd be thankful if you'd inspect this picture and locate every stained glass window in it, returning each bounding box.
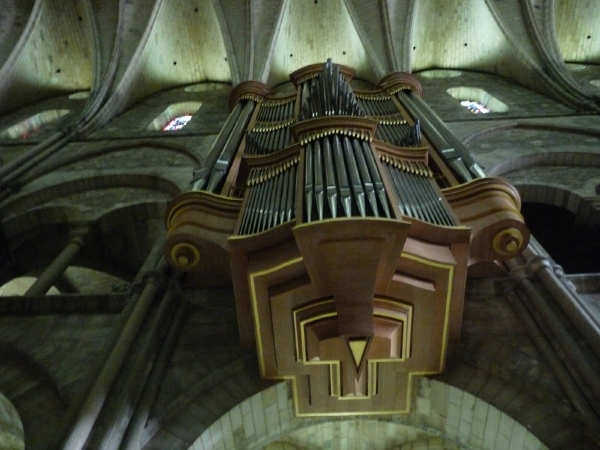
[460,100,489,114]
[162,115,192,131]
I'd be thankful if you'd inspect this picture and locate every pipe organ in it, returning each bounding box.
[164,60,529,416]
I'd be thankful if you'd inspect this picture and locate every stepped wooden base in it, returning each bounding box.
[228,217,470,416]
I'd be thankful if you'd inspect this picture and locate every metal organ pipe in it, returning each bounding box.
[191,101,244,190]
[323,137,339,218]
[352,139,379,217]
[399,91,486,181]
[206,100,255,192]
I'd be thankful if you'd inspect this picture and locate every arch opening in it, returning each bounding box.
[521,202,600,274]
[188,380,548,450]
[0,392,24,450]
[446,87,509,114]
[146,101,202,131]
[0,110,70,139]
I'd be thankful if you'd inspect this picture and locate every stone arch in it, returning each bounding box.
[460,123,600,174]
[27,141,202,178]
[0,344,64,450]
[417,70,462,79]
[512,183,588,219]
[91,201,169,279]
[106,0,232,114]
[0,109,70,139]
[0,199,169,284]
[188,379,548,450]
[0,392,24,450]
[0,174,179,224]
[446,87,509,114]
[487,151,600,178]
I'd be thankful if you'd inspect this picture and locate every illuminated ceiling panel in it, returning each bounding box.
[411,0,516,76]
[267,0,377,86]
[129,0,231,102]
[1,0,92,112]
[555,0,600,63]
[14,0,92,89]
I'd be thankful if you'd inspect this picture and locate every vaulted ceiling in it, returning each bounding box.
[0,0,599,118]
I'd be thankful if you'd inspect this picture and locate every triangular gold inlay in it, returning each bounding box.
[348,338,368,370]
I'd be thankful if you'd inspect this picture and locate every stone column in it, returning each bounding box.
[504,246,600,440]
[24,223,92,297]
[95,274,183,450]
[59,260,170,450]
[523,247,600,358]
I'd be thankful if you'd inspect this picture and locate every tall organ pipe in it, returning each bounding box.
[190,101,254,191]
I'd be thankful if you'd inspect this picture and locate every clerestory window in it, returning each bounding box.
[146,101,202,131]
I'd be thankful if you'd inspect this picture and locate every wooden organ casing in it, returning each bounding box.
[164,60,529,416]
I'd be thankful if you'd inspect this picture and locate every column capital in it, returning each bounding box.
[525,254,553,276]
[141,270,169,289]
[67,222,94,246]
[508,265,530,285]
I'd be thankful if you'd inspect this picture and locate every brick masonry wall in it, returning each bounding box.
[417,70,600,227]
[187,379,547,450]
[0,313,119,450]
[417,71,575,122]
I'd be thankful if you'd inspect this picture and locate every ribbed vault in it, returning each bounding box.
[266,0,377,86]
[118,0,231,109]
[555,0,600,63]
[0,0,93,114]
